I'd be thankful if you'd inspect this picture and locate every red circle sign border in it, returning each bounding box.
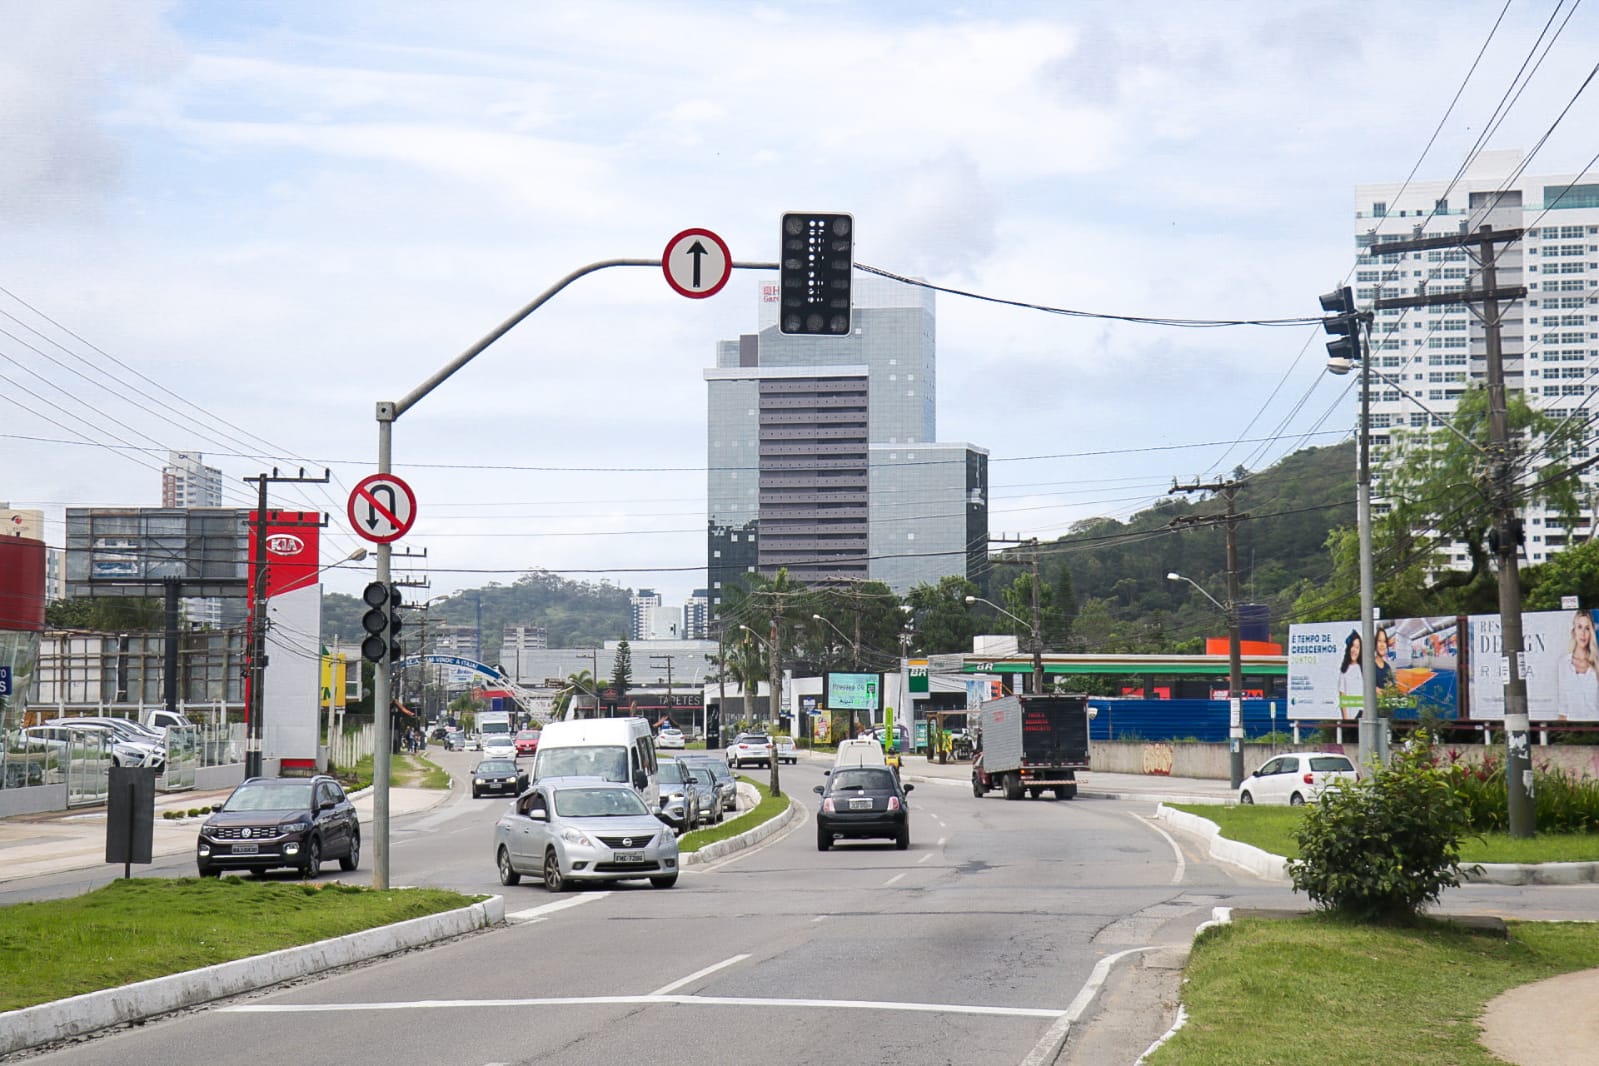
[348,473,418,544]
[662,227,733,299]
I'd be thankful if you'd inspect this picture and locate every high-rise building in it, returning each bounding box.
[1354,150,1599,567]
[705,275,988,610]
[683,589,710,640]
[161,451,224,508]
[630,589,662,641]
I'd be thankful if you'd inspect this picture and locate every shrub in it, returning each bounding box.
[1288,733,1475,923]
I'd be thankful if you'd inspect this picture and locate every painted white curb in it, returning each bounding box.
[1155,805,1289,881]
[0,895,505,1057]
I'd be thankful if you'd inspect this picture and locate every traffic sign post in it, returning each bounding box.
[348,473,418,543]
[662,228,732,298]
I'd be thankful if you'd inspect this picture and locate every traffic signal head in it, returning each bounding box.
[1319,285,1360,364]
[388,586,404,662]
[360,582,389,663]
[779,212,853,335]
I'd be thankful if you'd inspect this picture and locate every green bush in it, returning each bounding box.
[1440,749,1599,833]
[1288,734,1475,923]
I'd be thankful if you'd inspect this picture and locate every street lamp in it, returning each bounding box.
[965,595,1044,696]
[811,614,859,670]
[1168,571,1244,789]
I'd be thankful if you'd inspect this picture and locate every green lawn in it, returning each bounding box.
[0,879,480,1012]
[677,776,790,853]
[1148,915,1599,1065]
[1167,803,1599,863]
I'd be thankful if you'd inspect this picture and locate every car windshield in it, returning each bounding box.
[477,760,517,773]
[690,767,714,785]
[554,787,649,818]
[517,731,539,740]
[223,781,313,811]
[830,768,896,792]
[538,746,629,783]
[659,762,689,783]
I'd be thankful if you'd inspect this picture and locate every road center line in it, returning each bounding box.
[884,872,906,886]
[917,853,932,864]
[222,994,1064,1020]
[650,954,750,996]
[504,893,608,923]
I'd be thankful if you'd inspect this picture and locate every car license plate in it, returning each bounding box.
[615,851,644,863]
[849,798,872,810]
[232,843,259,855]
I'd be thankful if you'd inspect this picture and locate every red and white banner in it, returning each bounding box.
[247,512,324,766]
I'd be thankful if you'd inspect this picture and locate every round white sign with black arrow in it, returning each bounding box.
[348,473,418,544]
[662,227,732,298]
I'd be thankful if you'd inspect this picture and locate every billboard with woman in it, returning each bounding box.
[1287,616,1459,721]
[1468,609,1599,722]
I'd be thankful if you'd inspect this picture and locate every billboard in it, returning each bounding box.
[825,672,881,712]
[1287,616,1459,721]
[65,508,249,598]
[1467,609,1599,722]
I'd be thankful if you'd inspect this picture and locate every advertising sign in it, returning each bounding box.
[824,672,881,712]
[1467,609,1599,722]
[908,659,929,693]
[1287,616,1458,721]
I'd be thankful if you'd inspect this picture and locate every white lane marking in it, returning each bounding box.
[222,994,1063,1019]
[1020,946,1162,1066]
[937,837,946,847]
[811,914,828,923]
[650,954,750,996]
[504,892,608,923]
[917,853,932,864]
[883,872,906,886]
[1136,813,1187,885]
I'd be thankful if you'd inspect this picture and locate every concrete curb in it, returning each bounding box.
[681,791,798,867]
[1153,804,1599,887]
[0,895,505,1057]
[1155,805,1290,881]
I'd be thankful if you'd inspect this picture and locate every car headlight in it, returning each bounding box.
[282,820,311,834]
[668,791,684,801]
[474,778,486,785]
[561,827,593,847]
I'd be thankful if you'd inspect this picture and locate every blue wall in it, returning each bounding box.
[1088,698,1295,742]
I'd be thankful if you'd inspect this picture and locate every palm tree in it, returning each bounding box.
[554,669,599,720]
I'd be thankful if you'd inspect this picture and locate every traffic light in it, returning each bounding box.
[1320,285,1361,369]
[779,212,853,335]
[359,582,404,663]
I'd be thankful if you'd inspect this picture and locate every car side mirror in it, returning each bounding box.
[211,804,223,813]
[319,799,336,811]
[903,784,914,793]
[813,785,824,795]
[529,808,548,822]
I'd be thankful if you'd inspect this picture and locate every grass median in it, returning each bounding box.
[677,776,790,853]
[0,878,480,1013]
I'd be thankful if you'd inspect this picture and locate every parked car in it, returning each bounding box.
[773,735,797,764]
[726,733,772,769]
[814,766,913,851]
[472,758,529,799]
[444,731,467,752]
[493,779,679,891]
[1238,752,1359,806]
[656,757,707,833]
[685,764,724,825]
[657,726,686,750]
[681,756,737,814]
[866,724,912,752]
[196,775,360,878]
[514,729,542,757]
[22,723,161,771]
[430,725,452,741]
[482,735,517,760]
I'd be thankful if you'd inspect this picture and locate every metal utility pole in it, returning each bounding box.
[1169,479,1247,789]
[243,467,330,780]
[650,653,677,725]
[1370,224,1533,836]
[768,604,783,799]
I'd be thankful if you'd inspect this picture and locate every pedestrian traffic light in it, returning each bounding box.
[360,581,390,663]
[1320,285,1361,367]
[779,212,853,335]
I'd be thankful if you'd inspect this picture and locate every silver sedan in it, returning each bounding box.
[493,777,680,891]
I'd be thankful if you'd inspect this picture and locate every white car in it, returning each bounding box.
[725,733,773,769]
[481,736,517,760]
[1238,752,1358,806]
[657,727,686,750]
[773,735,797,764]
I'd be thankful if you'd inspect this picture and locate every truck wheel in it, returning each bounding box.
[1003,774,1023,800]
[1054,785,1077,800]
[971,776,984,798]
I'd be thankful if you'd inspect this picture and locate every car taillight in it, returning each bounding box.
[887,797,901,812]
[1303,773,1315,785]
[821,798,836,813]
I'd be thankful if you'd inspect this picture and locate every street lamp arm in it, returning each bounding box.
[1166,572,1227,614]
[964,594,1035,634]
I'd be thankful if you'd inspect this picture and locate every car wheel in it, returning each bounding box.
[1290,792,1306,807]
[1240,790,1254,805]
[300,837,322,880]
[817,828,830,851]
[543,849,567,893]
[895,826,910,851]
[340,832,360,871]
[650,873,678,889]
[497,846,521,886]
[197,863,220,878]
[472,788,480,799]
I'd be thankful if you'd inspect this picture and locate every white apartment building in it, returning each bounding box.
[1355,150,1599,567]
[160,451,226,626]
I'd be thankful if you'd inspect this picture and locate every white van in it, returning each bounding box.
[830,738,888,775]
[532,718,659,809]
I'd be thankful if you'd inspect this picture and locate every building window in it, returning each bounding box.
[1373,202,1388,217]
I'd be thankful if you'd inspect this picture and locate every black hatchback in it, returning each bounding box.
[815,766,913,851]
[196,776,360,879]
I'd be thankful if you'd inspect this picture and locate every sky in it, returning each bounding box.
[4,0,1598,610]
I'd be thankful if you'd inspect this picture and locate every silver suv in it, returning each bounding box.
[656,757,707,834]
[23,721,165,771]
